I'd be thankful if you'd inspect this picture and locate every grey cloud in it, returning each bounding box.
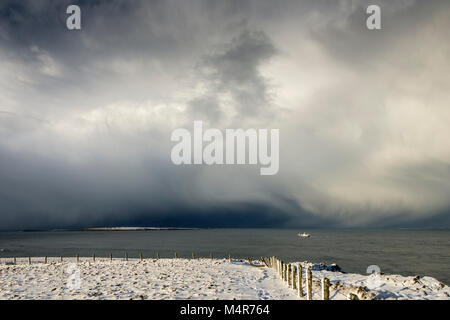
[187,96,222,124]
[202,30,277,117]
[0,0,449,230]
[188,30,278,125]
[308,0,450,67]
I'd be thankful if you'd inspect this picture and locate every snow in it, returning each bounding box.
[295,261,450,300]
[0,257,448,300]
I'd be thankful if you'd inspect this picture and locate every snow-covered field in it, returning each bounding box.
[0,257,448,300]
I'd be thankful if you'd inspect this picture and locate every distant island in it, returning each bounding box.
[23,227,203,232]
[80,227,202,231]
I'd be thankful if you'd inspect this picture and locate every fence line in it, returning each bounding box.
[1,252,240,264]
[269,256,330,300]
[1,254,332,300]
[1,253,331,300]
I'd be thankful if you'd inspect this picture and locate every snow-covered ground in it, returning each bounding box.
[0,257,448,300]
[295,261,450,300]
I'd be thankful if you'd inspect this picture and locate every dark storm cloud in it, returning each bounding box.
[0,0,449,230]
[187,29,278,125]
[201,30,277,117]
[90,200,323,230]
[0,145,327,230]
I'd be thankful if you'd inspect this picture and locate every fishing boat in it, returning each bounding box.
[297,232,310,238]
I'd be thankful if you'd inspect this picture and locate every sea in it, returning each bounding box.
[0,228,449,285]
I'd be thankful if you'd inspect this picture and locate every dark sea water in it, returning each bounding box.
[0,228,449,285]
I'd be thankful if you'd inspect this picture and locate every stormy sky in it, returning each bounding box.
[0,0,449,230]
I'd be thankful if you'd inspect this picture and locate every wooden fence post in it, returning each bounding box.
[93,253,95,262]
[28,257,31,265]
[192,252,195,259]
[306,268,312,300]
[322,277,330,300]
[60,256,63,263]
[229,253,232,263]
[293,265,297,290]
[281,262,284,280]
[139,252,143,261]
[125,252,128,261]
[210,252,213,260]
[298,264,304,297]
[288,264,292,287]
[14,257,16,265]
[284,264,287,283]
[110,253,112,261]
[286,264,289,285]
[286,264,289,287]
[45,256,48,264]
[175,252,178,259]
[157,252,160,260]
